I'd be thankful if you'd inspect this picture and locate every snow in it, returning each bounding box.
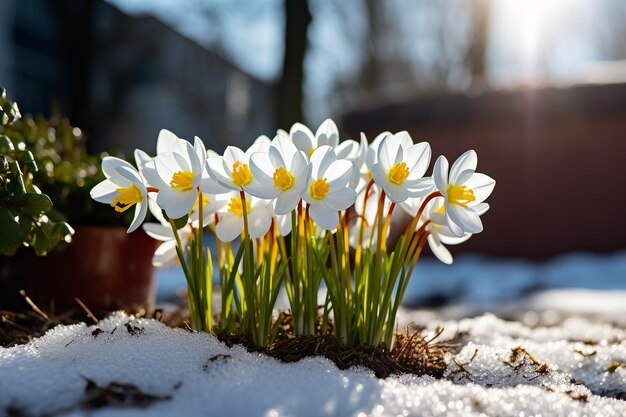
[2,251,624,415]
[1,312,624,417]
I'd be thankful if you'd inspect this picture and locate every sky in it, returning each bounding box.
[106,0,625,124]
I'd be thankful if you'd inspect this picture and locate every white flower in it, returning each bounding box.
[274,212,292,237]
[215,193,273,242]
[290,119,339,156]
[206,142,269,192]
[156,129,181,154]
[400,196,481,264]
[362,131,396,177]
[90,157,147,233]
[302,146,356,230]
[433,150,495,236]
[370,132,434,203]
[153,137,217,219]
[248,135,311,215]
[142,221,192,267]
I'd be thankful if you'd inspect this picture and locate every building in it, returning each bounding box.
[0,0,274,154]
[343,82,626,259]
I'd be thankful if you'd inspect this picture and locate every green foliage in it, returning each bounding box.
[0,90,74,255]
[0,88,21,125]
[0,93,128,227]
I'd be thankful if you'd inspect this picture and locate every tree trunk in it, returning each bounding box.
[274,0,311,129]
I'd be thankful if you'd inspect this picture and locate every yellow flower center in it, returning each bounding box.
[227,197,251,217]
[231,161,253,187]
[110,184,142,213]
[447,184,476,208]
[309,178,330,200]
[273,167,295,191]
[387,162,410,186]
[170,171,194,191]
[435,204,445,215]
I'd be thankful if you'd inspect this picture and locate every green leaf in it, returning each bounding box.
[21,151,38,172]
[0,154,8,174]
[0,136,14,153]
[30,227,51,256]
[51,221,75,242]
[10,193,53,215]
[174,214,189,230]
[0,206,25,252]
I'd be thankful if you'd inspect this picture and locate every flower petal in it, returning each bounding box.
[155,152,181,185]
[223,146,246,166]
[404,177,436,197]
[405,142,431,180]
[215,214,243,242]
[310,146,336,179]
[250,152,276,181]
[377,136,402,172]
[143,222,174,241]
[464,173,495,204]
[446,203,483,234]
[427,234,453,265]
[325,159,353,191]
[290,150,310,178]
[325,188,357,211]
[245,181,279,200]
[116,165,144,187]
[309,203,340,230]
[271,135,298,167]
[90,179,119,204]
[141,165,168,189]
[134,149,153,172]
[275,213,292,236]
[102,157,134,180]
[274,188,301,215]
[449,150,477,184]
[128,201,147,233]
[470,202,490,216]
[290,123,315,153]
[254,135,272,146]
[193,136,207,162]
[206,157,238,191]
[315,118,339,148]
[200,172,230,195]
[158,188,197,220]
[433,155,449,194]
[335,139,359,161]
[156,129,180,154]
[152,239,178,267]
[385,184,411,203]
[248,206,272,239]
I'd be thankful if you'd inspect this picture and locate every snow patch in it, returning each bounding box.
[1,312,624,416]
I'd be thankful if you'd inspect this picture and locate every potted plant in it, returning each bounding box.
[0,88,158,314]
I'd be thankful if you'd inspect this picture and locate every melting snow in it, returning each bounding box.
[1,311,624,417]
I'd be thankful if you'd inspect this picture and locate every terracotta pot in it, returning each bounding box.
[0,226,159,314]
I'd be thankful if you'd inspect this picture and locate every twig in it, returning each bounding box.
[74,298,98,324]
[19,290,49,321]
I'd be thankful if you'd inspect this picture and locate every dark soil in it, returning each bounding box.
[81,377,171,409]
[217,313,447,379]
[0,309,84,348]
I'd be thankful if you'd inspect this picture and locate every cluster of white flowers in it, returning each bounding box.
[90,119,495,266]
